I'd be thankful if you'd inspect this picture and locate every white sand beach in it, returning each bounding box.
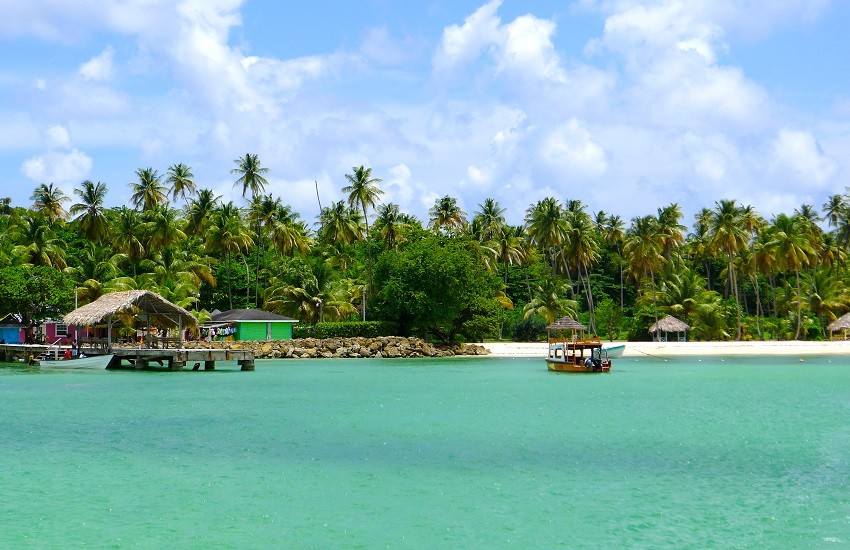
[482,340,850,358]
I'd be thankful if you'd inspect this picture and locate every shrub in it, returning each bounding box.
[294,321,399,339]
[513,317,547,342]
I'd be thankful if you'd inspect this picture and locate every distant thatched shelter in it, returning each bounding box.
[648,315,690,342]
[827,312,850,339]
[63,290,197,349]
[547,316,587,332]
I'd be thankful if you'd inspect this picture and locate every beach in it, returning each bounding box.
[483,340,850,358]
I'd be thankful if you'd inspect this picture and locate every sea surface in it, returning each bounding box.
[1,355,848,548]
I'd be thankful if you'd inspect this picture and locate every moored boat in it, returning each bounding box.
[39,354,114,369]
[545,317,612,373]
[602,344,625,359]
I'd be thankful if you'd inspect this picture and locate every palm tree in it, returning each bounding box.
[231,153,269,201]
[185,188,221,237]
[524,197,566,274]
[143,205,187,251]
[374,203,407,250]
[130,168,167,211]
[30,183,69,223]
[491,225,526,283]
[766,213,816,339]
[70,180,110,241]
[602,214,626,307]
[707,199,748,339]
[206,202,254,309]
[623,215,663,325]
[318,201,363,246]
[428,195,467,233]
[9,213,68,268]
[112,207,146,277]
[656,203,686,263]
[271,204,312,257]
[342,165,384,300]
[560,205,600,332]
[471,198,506,242]
[822,194,846,229]
[166,163,196,204]
[522,279,578,325]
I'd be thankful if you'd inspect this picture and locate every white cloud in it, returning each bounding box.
[45,125,71,149]
[21,149,92,186]
[540,119,608,178]
[769,129,837,187]
[79,48,114,81]
[433,0,502,70]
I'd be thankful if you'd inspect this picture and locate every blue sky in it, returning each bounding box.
[1,0,849,228]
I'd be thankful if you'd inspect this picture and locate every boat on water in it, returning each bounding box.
[545,316,612,373]
[602,344,625,359]
[39,354,114,369]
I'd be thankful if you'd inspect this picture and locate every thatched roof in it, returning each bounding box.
[547,316,587,331]
[211,309,297,323]
[828,312,850,332]
[648,315,690,333]
[63,290,197,328]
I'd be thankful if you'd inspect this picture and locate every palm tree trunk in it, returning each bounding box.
[794,269,803,340]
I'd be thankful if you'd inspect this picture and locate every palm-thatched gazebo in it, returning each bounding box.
[63,290,198,351]
[827,312,850,340]
[546,316,588,342]
[648,315,690,342]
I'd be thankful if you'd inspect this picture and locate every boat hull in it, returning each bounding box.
[546,359,611,373]
[39,354,114,369]
[602,344,625,359]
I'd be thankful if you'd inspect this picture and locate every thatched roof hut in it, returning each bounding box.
[547,316,587,331]
[64,290,197,328]
[827,312,850,339]
[648,315,690,342]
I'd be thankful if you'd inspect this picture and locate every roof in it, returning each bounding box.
[547,316,587,331]
[63,290,197,328]
[648,315,690,333]
[210,309,297,323]
[827,312,850,332]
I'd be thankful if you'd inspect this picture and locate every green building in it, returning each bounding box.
[208,309,298,341]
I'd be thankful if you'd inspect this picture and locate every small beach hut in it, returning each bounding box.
[546,316,588,341]
[827,312,850,340]
[0,314,25,344]
[208,309,298,341]
[648,315,690,342]
[62,290,198,350]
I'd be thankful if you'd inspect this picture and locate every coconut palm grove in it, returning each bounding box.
[2,155,848,343]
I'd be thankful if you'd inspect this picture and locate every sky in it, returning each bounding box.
[1,0,849,229]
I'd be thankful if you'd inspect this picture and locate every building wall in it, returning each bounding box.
[235,321,293,341]
[0,327,23,344]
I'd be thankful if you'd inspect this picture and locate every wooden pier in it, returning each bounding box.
[0,344,255,371]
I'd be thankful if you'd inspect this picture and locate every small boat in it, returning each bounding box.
[545,317,612,373]
[39,354,114,369]
[602,344,625,359]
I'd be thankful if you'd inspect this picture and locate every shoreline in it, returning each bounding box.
[482,340,850,358]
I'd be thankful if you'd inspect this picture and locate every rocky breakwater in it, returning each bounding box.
[184,336,490,359]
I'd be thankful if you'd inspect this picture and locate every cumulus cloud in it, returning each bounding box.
[21,125,92,187]
[79,48,114,81]
[434,0,565,83]
[540,119,608,178]
[769,129,837,187]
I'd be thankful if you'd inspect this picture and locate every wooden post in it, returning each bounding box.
[238,359,255,371]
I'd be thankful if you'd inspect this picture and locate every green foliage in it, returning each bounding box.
[294,321,398,339]
[0,265,73,323]
[372,234,502,342]
[594,297,623,341]
[512,316,547,342]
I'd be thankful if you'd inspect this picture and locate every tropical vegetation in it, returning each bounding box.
[3,157,850,343]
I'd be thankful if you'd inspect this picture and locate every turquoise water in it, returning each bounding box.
[1,356,849,548]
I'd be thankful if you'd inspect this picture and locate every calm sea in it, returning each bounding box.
[1,356,848,548]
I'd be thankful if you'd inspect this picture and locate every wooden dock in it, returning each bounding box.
[0,344,255,371]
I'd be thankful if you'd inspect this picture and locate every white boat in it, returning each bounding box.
[602,344,625,358]
[39,354,114,369]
